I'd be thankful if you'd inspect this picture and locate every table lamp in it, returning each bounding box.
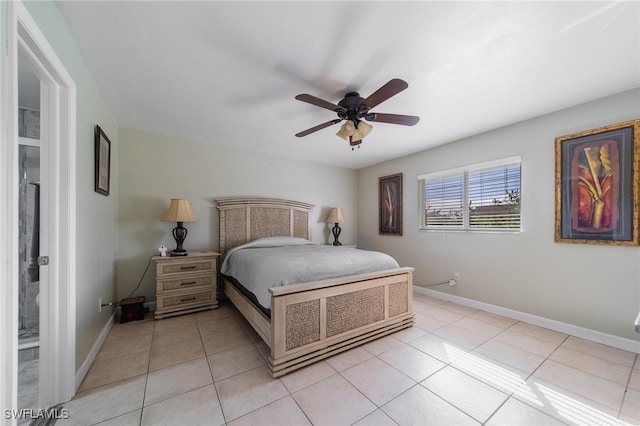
[162,198,198,256]
[326,207,346,246]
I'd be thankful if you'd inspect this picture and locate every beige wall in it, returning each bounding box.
[117,127,358,303]
[357,89,640,341]
[23,0,120,370]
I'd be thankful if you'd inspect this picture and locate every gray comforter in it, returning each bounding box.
[220,237,400,309]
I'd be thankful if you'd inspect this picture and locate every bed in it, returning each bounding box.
[216,196,414,377]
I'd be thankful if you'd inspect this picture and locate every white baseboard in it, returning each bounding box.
[75,311,116,391]
[74,300,156,392]
[414,287,640,354]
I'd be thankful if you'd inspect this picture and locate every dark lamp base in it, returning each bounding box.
[331,223,342,246]
[170,222,189,256]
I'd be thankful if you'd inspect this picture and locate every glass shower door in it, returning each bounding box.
[18,143,40,344]
[18,141,40,414]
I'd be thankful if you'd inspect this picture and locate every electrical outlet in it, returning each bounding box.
[453,272,460,282]
[448,279,457,286]
[98,297,102,312]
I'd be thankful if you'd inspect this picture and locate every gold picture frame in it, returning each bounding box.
[555,119,639,246]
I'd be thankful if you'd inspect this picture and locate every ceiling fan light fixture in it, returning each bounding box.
[295,79,419,148]
[336,120,356,141]
[351,121,372,142]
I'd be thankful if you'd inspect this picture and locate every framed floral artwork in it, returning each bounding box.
[555,119,639,245]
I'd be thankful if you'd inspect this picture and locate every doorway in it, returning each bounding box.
[1,0,77,416]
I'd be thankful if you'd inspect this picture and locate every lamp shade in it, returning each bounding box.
[351,121,372,142]
[335,121,356,141]
[326,207,346,224]
[162,199,198,222]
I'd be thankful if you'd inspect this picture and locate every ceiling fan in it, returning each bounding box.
[295,78,420,149]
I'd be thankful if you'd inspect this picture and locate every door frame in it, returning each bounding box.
[1,0,77,417]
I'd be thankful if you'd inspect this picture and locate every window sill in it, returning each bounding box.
[419,228,521,235]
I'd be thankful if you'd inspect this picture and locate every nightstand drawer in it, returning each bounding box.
[156,288,215,310]
[158,275,213,292]
[157,258,215,276]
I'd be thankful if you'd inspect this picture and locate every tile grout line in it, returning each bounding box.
[286,382,315,426]
[618,353,639,419]
[197,311,228,426]
[136,318,156,425]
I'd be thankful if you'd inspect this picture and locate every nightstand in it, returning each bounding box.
[153,251,220,320]
[329,244,357,248]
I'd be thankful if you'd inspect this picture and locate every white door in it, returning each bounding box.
[16,41,50,413]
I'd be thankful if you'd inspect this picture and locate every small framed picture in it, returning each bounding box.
[555,119,639,246]
[94,125,111,196]
[379,173,403,236]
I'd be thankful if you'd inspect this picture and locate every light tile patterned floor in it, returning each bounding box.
[58,293,640,426]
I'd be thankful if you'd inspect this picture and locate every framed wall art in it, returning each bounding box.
[94,125,111,196]
[379,173,403,236]
[555,119,639,246]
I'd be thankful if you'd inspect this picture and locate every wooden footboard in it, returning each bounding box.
[223,267,414,377]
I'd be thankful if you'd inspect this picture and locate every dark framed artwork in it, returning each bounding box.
[555,119,639,246]
[379,173,403,235]
[94,125,111,196]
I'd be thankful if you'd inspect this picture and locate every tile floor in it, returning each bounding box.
[58,293,640,425]
[17,357,39,418]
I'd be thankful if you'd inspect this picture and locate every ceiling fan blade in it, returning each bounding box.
[360,79,409,110]
[295,119,343,137]
[365,113,420,126]
[295,94,347,113]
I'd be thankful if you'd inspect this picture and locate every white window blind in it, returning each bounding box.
[424,174,464,227]
[420,158,521,231]
[468,164,521,230]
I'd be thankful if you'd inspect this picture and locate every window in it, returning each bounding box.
[419,157,521,231]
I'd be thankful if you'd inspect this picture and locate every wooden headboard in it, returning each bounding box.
[215,197,315,257]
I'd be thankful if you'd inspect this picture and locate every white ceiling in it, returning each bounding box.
[54,1,639,170]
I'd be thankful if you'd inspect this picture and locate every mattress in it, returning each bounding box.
[220,237,400,311]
